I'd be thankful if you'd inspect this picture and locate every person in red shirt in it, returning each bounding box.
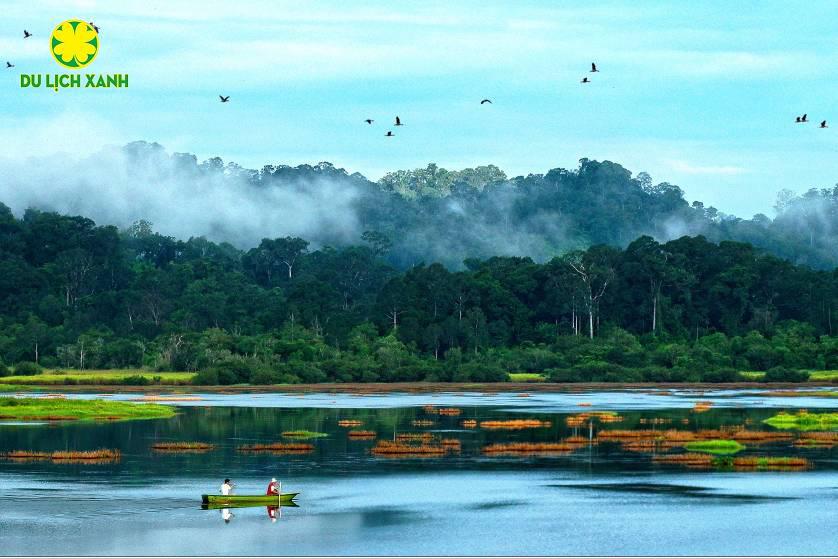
[266,478,279,495]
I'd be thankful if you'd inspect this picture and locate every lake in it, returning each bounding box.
[1,388,836,556]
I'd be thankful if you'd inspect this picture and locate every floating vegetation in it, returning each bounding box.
[652,453,713,468]
[482,442,576,456]
[692,401,713,413]
[2,450,50,460]
[763,411,838,431]
[281,430,328,439]
[395,432,436,442]
[437,408,462,416]
[371,440,445,457]
[441,439,462,450]
[461,419,477,428]
[480,419,552,430]
[151,441,214,453]
[0,397,175,422]
[237,443,314,454]
[516,393,531,398]
[577,402,592,407]
[51,449,121,461]
[683,439,746,455]
[412,419,435,426]
[598,429,662,441]
[730,456,810,471]
[793,432,838,448]
[423,405,438,414]
[347,430,376,439]
[727,430,794,443]
[621,440,665,453]
[337,420,362,427]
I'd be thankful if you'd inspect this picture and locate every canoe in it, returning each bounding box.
[201,493,299,506]
[203,501,299,510]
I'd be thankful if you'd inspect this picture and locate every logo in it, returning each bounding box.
[50,20,99,69]
[19,19,127,91]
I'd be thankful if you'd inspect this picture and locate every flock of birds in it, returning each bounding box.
[3,30,830,134]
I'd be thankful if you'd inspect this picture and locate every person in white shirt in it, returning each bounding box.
[222,508,233,523]
[220,478,233,496]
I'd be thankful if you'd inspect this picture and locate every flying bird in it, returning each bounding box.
[5,61,13,69]
[821,120,828,128]
[480,99,492,104]
[364,119,374,124]
[385,131,394,137]
[219,95,230,103]
[88,21,100,33]
[591,62,599,72]
[394,116,404,126]
[23,30,32,38]
[581,77,590,83]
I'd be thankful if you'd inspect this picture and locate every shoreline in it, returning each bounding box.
[3,381,836,395]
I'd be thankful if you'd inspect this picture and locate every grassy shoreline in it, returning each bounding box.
[2,380,836,395]
[0,397,176,422]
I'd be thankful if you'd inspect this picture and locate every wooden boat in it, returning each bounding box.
[201,493,299,506]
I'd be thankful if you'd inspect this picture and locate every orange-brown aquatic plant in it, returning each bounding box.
[437,408,462,416]
[727,430,795,443]
[577,402,592,407]
[793,432,838,448]
[371,440,445,456]
[440,438,462,450]
[732,456,810,471]
[237,443,314,454]
[2,450,50,460]
[151,442,214,453]
[337,419,363,427]
[347,430,377,439]
[692,401,713,413]
[652,453,713,468]
[50,449,121,462]
[395,432,436,442]
[461,419,477,428]
[412,419,436,427]
[482,442,576,456]
[480,419,552,430]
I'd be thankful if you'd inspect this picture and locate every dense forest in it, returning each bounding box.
[4,141,837,271]
[0,198,836,383]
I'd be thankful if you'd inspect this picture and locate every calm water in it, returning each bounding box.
[1,389,836,556]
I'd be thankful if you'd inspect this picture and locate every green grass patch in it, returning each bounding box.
[763,411,838,431]
[684,439,745,455]
[281,430,328,439]
[0,397,176,422]
[809,370,838,381]
[739,371,765,380]
[0,369,196,386]
[508,373,546,382]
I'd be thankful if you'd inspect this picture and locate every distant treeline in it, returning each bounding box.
[0,202,836,383]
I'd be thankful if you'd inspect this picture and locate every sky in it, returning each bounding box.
[0,0,836,218]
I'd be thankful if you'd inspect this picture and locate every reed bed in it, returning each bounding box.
[437,408,462,416]
[793,432,838,448]
[652,453,713,468]
[727,430,794,443]
[347,430,377,439]
[395,432,436,442]
[440,438,462,450]
[51,449,121,461]
[237,443,315,454]
[597,429,663,441]
[461,419,477,428]
[337,420,363,427]
[479,419,552,430]
[411,419,435,426]
[371,440,445,456]
[2,450,50,459]
[732,456,810,471]
[482,442,576,456]
[151,441,214,453]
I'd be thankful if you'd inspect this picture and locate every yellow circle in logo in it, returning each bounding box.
[50,20,99,69]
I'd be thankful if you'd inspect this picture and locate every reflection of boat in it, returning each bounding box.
[203,500,299,510]
[201,493,299,507]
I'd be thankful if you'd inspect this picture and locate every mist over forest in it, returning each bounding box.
[0,140,835,270]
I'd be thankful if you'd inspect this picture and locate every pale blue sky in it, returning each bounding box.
[1,0,836,217]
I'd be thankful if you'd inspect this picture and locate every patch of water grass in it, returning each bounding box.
[684,439,745,455]
[507,373,546,382]
[0,397,175,421]
[281,430,328,439]
[0,370,195,386]
[763,411,838,430]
